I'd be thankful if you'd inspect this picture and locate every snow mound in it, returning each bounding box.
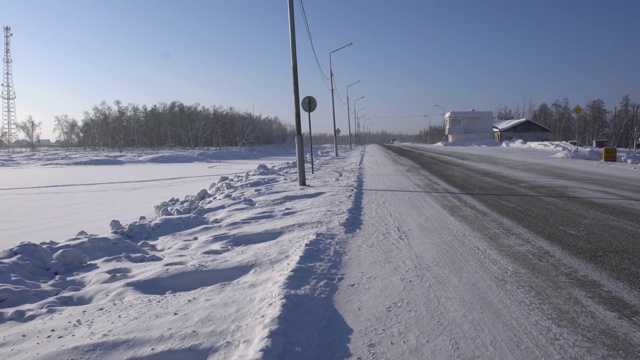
[551,148,603,161]
[622,153,640,164]
[439,139,501,147]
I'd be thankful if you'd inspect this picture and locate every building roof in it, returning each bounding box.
[492,118,551,132]
[445,110,494,118]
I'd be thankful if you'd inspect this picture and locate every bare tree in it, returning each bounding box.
[17,115,42,151]
[531,103,554,131]
[582,99,609,145]
[551,99,573,141]
[54,114,80,149]
[611,94,639,148]
[496,105,517,120]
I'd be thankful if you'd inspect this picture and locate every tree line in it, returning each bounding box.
[49,100,293,151]
[5,95,639,151]
[497,94,639,148]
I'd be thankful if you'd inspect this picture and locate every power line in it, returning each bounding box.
[298,0,330,92]
[333,75,347,107]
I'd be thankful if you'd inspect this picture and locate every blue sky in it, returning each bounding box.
[3,0,640,140]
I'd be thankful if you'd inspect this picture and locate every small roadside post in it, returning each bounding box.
[572,105,583,152]
[301,96,317,174]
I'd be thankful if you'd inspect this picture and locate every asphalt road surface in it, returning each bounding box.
[385,144,640,293]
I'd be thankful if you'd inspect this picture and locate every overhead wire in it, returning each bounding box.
[298,0,351,110]
[333,76,347,107]
[298,0,331,92]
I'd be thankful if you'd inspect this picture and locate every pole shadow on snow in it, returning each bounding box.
[343,164,365,234]
[264,232,353,360]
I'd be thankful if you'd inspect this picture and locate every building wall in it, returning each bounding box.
[493,121,551,142]
[494,130,551,142]
[445,111,494,142]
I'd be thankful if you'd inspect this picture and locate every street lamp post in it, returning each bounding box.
[358,114,367,142]
[330,42,353,156]
[435,104,446,141]
[354,96,365,145]
[424,115,431,144]
[346,80,360,149]
[357,108,366,140]
[365,120,374,144]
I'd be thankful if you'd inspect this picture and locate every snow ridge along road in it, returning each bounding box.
[334,144,640,359]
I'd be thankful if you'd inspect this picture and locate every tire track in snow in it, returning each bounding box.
[383,146,554,359]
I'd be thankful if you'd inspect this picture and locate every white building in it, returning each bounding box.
[444,110,494,142]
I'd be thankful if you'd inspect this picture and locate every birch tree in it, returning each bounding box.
[17,115,42,151]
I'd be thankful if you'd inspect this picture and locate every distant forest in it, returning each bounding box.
[53,101,292,151]
[4,94,639,151]
[10,99,420,151]
[493,94,640,148]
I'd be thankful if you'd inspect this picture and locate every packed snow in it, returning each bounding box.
[0,141,638,359]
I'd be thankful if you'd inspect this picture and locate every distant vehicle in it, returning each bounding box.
[390,139,397,144]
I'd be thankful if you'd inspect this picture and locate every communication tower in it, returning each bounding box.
[2,26,17,147]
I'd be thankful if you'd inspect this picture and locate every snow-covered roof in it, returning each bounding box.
[493,118,551,132]
[446,110,494,118]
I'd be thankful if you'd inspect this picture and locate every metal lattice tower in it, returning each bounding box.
[2,26,17,147]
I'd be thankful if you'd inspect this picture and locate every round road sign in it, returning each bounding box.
[301,96,317,113]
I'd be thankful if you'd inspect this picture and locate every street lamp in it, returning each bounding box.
[435,104,446,141]
[358,114,368,138]
[365,120,374,144]
[357,108,366,132]
[424,115,431,144]
[346,80,360,149]
[354,96,365,145]
[330,42,353,156]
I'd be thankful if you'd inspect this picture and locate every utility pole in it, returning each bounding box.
[346,80,360,149]
[330,42,352,156]
[287,1,306,186]
[2,26,17,148]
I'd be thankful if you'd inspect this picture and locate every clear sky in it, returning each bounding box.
[2,0,640,140]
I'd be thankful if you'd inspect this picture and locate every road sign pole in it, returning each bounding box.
[308,111,314,173]
[572,105,583,152]
[301,95,317,174]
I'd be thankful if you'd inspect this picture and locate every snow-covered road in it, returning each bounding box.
[334,144,640,359]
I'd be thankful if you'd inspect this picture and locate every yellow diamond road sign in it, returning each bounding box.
[573,105,583,115]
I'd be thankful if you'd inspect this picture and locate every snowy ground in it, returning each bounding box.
[0,141,638,359]
[0,147,295,249]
